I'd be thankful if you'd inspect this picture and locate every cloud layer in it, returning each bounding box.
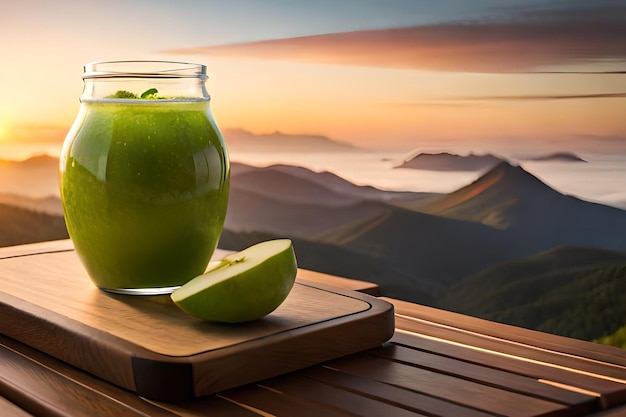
[168,4,626,73]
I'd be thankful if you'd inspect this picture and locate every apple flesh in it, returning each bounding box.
[171,239,297,323]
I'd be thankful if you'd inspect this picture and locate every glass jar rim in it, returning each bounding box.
[83,60,207,80]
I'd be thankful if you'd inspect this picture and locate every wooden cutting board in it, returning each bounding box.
[0,240,394,402]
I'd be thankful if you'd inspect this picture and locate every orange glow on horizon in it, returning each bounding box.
[212,90,626,150]
[1,55,624,154]
[194,57,626,150]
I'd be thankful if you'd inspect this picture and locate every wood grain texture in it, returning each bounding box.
[0,251,369,356]
[0,244,394,401]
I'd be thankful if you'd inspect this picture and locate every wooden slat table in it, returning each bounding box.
[1,240,626,416]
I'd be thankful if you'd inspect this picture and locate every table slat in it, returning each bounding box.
[392,312,626,381]
[377,343,597,413]
[301,365,495,417]
[261,374,426,417]
[328,354,573,417]
[390,330,626,408]
[149,395,263,417]
[219,384,357,417]
[385,297,626,367]
[393,316,626,408]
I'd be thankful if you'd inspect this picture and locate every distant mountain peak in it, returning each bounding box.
[419,160,566,230]
[523,152,587,163]
[395,151,504,171]
[422,159,626,249]
[25,153,57,161]
[469,160,554,194]
[0,153,58,165]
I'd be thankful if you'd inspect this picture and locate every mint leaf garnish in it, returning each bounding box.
[141,88,159,99]
[106,88,163,99]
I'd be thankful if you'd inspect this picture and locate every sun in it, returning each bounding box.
[0,116,9,141]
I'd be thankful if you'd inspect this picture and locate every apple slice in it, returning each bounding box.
[171,239,297,323]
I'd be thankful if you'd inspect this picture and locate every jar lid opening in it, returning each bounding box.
[83,61,207,80]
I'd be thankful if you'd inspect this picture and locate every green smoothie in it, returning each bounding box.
[60,99,229,292]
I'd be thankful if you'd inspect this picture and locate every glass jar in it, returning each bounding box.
[60,61,230,295]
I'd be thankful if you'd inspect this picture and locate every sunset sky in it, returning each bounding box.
[0,0,625,155]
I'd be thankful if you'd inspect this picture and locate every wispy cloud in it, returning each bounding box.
[448,92,626,101]
[393,92,626,108]
[529,71,626,74]
[167,3,626,73]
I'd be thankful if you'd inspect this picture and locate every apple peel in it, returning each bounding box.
[171,239,297,323]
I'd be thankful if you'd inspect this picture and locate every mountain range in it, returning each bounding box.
[222,128,363,153]
[395,150,588,171]
[1,153,625,343]
[0,155,60,199]
[224,160,626,302]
